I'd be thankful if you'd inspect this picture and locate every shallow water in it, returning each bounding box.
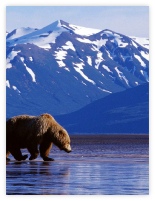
[6,135,149,195]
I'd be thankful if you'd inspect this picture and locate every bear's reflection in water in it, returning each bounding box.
[7,160,70,177]
[6,160,71,195]
[6,135,149,195]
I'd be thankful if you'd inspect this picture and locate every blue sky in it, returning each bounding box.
[6,6,149,37]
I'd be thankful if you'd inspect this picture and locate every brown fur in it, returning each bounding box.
[6,113,71,161]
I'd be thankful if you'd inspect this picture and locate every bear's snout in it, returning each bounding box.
[66,149,72,153]
[63,144,71,153]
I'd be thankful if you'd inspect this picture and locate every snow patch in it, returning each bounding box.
[6,62,12,69]
[76,37,92,44]
[12,86,21,93]
[115,67,129,86]
[102,65,113,73]
[64,67,70,72]
[6,80,10,88]
[106,50,113,59]
[73,62,95,85]
[69,24,100,36]
[29,56,33,61]
[74,76,78,80]
[54,49,68,69]
[25,67,36,82]
[81,81,87,86]
[132,41,138,48]
[98,87,112,93]
[20,57,24,62]
[62,41,75,51]
[76,38,108,49]
[6,50,21,69]
[95,39,108,49]
[38,44,51,50]
[91,45,98,52]
[99,81,103,84]
[140,51,149,61]
[134,54,146,67]
[57,60,65,67]
[95,52,104,69]
[87,56,92,66]
[140,70,149,82]
[54,49,67,60]
[20,57,36,82]
[95,51,104,69]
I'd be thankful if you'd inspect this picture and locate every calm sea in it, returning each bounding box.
[6,135,149,195]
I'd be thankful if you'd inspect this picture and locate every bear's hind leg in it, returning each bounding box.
[39,141,54,161]
[10,148,28,161]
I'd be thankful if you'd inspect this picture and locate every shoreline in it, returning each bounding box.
[70,134,149,144]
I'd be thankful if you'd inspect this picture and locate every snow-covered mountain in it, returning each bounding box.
[6,20,149,117]
[6,27,38,40]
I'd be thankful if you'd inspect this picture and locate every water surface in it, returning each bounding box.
[6,135,149,195]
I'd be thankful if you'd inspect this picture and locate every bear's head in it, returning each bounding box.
[51,128,71,153]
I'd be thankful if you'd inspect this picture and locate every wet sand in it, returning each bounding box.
[6,134,149,195]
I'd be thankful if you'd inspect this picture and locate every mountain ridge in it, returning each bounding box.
[6,20,149,118]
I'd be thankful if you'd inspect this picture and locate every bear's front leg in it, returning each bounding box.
[39,140,54,161]
[42,156,54,161]
[21,154,28,160]
[27,145,39,160]
[29,153,39,160]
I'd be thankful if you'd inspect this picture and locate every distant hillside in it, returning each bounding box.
[55,83,149,134]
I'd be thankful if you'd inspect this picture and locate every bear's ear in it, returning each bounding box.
[59,130,65,137]
[59,130,63,135]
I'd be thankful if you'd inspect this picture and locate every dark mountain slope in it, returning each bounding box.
[55,83,149,134]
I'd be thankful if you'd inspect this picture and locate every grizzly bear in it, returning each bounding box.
[6,113,71,161]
